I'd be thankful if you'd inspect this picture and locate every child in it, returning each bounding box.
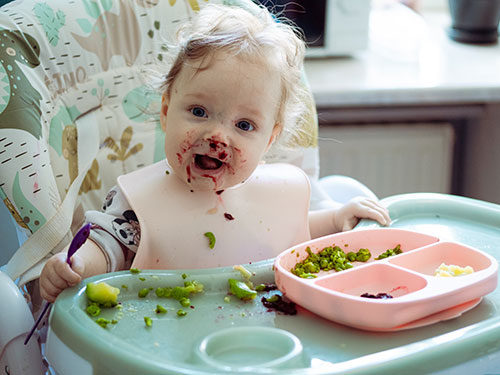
[40,3,390,303]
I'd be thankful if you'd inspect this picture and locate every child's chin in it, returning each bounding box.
[190,175,239,192]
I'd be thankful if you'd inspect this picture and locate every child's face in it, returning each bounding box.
[161,52,281,191]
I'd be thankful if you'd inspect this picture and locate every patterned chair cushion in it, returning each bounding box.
[0,0,319,284]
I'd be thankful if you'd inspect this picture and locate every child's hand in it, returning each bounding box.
[334,197,391,232]
[39,252,85,303]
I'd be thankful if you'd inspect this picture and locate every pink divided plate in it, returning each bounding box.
[274,228,498,331]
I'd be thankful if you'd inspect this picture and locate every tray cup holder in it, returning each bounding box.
[194,326,304,371]
[388,242,493,276]
[315,263,427,298]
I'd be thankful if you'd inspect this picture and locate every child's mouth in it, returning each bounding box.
[194,154,223,170]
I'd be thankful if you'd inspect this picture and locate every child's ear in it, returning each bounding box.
[160,92,170,132]
[265,123,282,152]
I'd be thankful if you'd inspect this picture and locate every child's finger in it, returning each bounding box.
[359,200,391,225]
[366,208,390,226]
[46,269,72,290]
[68,255,85,280]
[39,276,64,303]
[54,257,82,285]
[40,282,62,303]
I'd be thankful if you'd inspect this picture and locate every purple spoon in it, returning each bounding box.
[24,223,92,345]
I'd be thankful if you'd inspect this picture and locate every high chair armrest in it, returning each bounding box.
[0,271,46,374]
[319,174,378,204]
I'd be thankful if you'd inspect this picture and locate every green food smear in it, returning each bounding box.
[96,318,111,328]
[291,246,372,278]
[85,282,122,327]
[86,282,120,306]
[375,244,402,260]
[86,302,101,317]
[228,278,257,300]
[155,280,204,302]
[204,232,216,249]
[138,288,150,298]
[155,304,167,314]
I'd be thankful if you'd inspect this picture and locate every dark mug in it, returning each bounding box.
[448,0,500,43]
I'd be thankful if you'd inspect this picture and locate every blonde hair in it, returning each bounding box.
[160,2,309,143]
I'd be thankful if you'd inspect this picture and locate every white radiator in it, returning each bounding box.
[318,123,455,198]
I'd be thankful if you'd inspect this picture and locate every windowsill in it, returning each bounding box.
[304,5,500,108]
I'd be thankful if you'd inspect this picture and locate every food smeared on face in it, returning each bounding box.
[161,53,282,192]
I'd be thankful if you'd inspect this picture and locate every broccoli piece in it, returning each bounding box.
[204,232,216,249]
[96,318,111,328]
[86,282,120,306]
[86,302,101,317]
[356,248,371,262]
[138,288,150,298]
[228,278,257,300]
[155,305,167,314]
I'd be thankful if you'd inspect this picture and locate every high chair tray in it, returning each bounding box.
[48,193,500,375]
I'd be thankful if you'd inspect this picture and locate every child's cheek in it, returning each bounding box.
[175,130,196,165]
[233,146,245,164]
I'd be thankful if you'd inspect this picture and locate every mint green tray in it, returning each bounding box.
[49,193,500,374]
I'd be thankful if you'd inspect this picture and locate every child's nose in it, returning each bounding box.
[203,125,230,146]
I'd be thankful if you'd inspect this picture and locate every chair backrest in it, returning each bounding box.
[0,0,319,285]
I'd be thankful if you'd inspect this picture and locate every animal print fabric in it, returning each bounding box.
[0,0,319,273]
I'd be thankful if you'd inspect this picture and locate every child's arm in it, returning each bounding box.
[309,197,391,239]
[39,239,107,303]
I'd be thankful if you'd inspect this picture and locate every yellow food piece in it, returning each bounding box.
[434,263,474,277]
[86,282,120,305]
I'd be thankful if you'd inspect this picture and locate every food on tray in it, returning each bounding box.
[347,248,371,262]
[291,246,371,278]
[255,283,278,292]
[434,263,474,277]
[95,318,111,328]
[156,280,204,307]
[234,264,255,288]
[360,293,393,299]
[84,278,203,328]
[204,231,216,249]
[228,278,257,300]
[155,304,167,314]
[130,268,141,274]
[261,294,297,315]
[86,302,101,316]
[375,244,402,260]
[85,282,120,306]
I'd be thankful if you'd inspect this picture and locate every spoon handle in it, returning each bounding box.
[23,301,51,345]
[23,223,92,345]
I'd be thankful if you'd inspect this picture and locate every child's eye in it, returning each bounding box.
[235,120,254,132]
[190,107,207,118]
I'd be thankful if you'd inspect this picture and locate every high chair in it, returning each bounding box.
[0,0,380,373]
